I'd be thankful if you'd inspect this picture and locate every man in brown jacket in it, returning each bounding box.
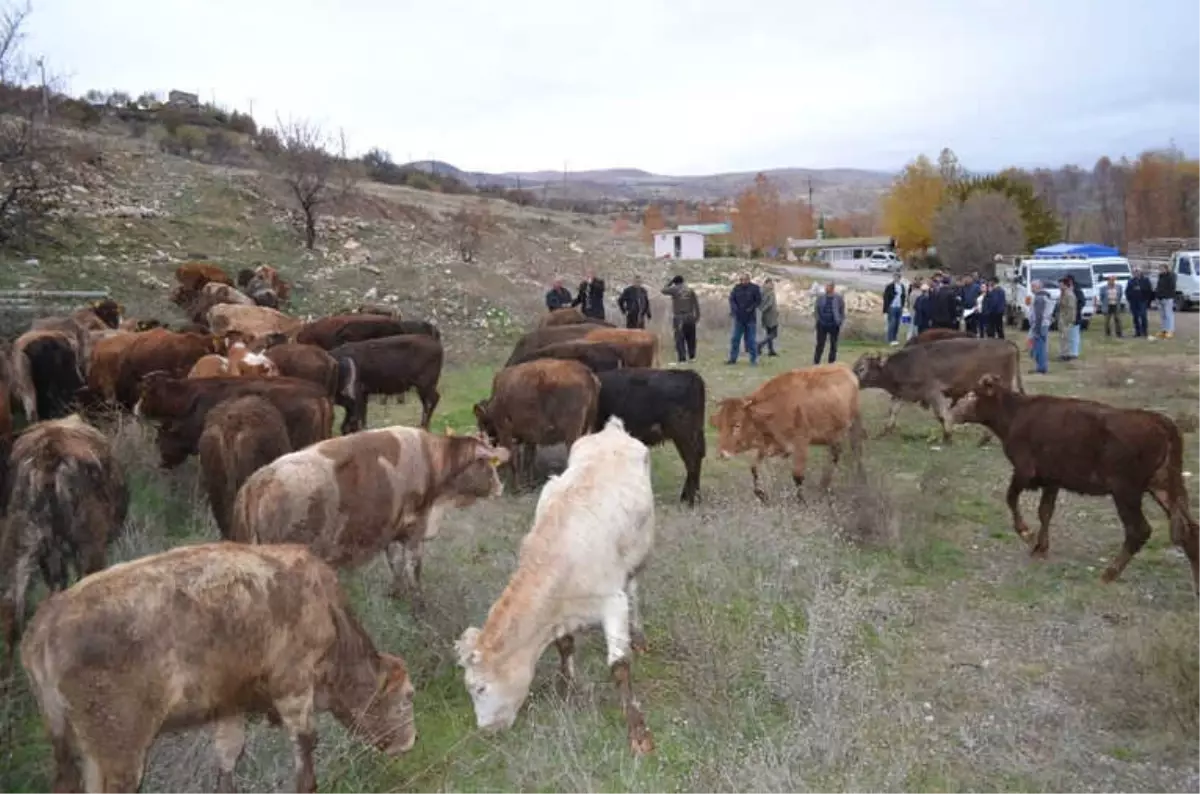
[662,274,701,363]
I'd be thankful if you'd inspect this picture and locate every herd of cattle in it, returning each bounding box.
[0,261,1197,792]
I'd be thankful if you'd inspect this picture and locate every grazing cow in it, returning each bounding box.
[903,327,975,347]
[296,314,441,350]
[539,307,590,327]
[851,337,1025,441]
[253,263,290,303]
[473,359,600,489]
[595,368,706,505]
[184,281,255,323]
[504,323,611,366]
[9,330,85,422]
[20,543,416,793]
[457,416,655,754]
[114,328,220,409]
[237,267,281,308]
[329,334,443,434]
[207,304,303,347]
[174,261,232,293]
[508,339,625,373]
[580,328,659,368]
[1,415,128,674]
[187,343,278,379]
[199,396,292,539]
[711,365,864,503]
[136,373,333,468]
[31,299,123,372]
[263,342,355,403]
[84,330,142,405]
[232,427,509,609]
[951,374,1200,590]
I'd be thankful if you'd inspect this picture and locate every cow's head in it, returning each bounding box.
[472,399,496,443]
[949,374,1003,426]
[710,397,766,459]
[134,370,177,419]
[90,299,123,329]
[345,651,418,756]
[851,353,886,387]
[443,435,511,506]
[155,421,193,468]
[456,626,536,732]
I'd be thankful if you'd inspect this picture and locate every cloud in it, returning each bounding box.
[25,0,1199,174]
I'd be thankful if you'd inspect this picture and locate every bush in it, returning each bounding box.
[159,125,206,157]
[227,110,257,136]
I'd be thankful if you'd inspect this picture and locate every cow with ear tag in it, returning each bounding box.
[232,424,510,613]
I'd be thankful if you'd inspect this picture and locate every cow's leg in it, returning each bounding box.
[418,386,440,430]
[49,722,83,793]
[1101,495,1153,584]
[1006,473,1033,541]
[819,442,841,491]
[627,575,648,653]
[791,440,811,502]
[553,634,575,696]
[212,715,247,793]
[879,397,902,437]
[750,453,768,503]
[929,391,954,443]
[1031,485,1059,558]
[602,591,654,755]
[386,539,425,612]
[1150,487,1200,591]
[274,691,319,794]
[671,434,701,506]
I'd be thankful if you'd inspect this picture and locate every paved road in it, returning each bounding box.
[774,265,892,290]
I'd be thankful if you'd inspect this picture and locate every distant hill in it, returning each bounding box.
[400,161,897,216]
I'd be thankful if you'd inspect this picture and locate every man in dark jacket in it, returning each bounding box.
[662,275,701,362]
[930,277,961,329]
[617,276,652,329]
[813,281,846,364]
[1125,266,1153,337]
[571,270,606,320]
[912,281,932,333]
[726,273,762,365]
[959,273,982,335]
[1155,263,1176,339]
[981,277,1006,339]
[545,278,573,311]
[881,272,906,346]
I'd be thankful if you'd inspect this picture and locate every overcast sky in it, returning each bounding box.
[25,0,1200,175]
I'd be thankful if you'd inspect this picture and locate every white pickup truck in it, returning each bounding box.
[1004,258,1097,330]
[1134,250,1200,311]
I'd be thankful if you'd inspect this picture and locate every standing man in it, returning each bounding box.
[571,269,606,321]
[617,275,652,329]
[960,272,982,335]
[1099,274,1124,338]
[545,277,572,311]
[662,274,700,363]
[912,280,932,336]
[1056,275,1077,361]
[726,272,762,365]
[1125,266,1153,338]
[882,271,906,346]
[813,281,845,365]
[757,277,780,357]
[982,276,1006,339]
[1028,279,1051,374]
[931,277,961,330]
[1155,262,1176,339]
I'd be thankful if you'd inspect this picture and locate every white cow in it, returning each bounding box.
[455,416,656,755]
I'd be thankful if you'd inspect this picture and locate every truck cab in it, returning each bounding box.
[1004,257,1096,330]
[1152,250,1200,311]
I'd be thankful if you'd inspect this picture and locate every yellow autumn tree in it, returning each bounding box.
[733,172,783,253]
[881,154,945,254]
[641,204,665,244]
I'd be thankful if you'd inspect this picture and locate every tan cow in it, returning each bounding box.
[207,304,302,348]
[186,342,280,379]
[711,364,864,502]
[457,416,656,754]
[232,427,510,610]
[20,543,417,793]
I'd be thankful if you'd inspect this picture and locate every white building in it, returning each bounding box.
[787,235,896,270]
[653,229,705,260]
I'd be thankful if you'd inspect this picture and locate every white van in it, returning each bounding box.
[1005,259,1096,330]
[1088,257,1133,307]
[1142,250,1200,311]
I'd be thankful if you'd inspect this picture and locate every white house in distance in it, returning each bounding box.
[653,228,705,260]
[651,222,732,260]
[786,234,896,270]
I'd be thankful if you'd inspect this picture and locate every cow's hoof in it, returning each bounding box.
[628,723,656,756]
[753,488,768,503]
[1029,546,1048,559]
[1100,568,1120,584]
[630,630,649,654]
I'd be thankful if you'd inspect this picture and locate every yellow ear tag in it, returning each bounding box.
[489,456,501,467]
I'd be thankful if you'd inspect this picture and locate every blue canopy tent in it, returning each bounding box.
[1032,242,1120,258]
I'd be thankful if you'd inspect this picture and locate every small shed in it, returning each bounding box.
[653,229,705,260]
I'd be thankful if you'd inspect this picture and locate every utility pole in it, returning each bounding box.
[35,57,48,117]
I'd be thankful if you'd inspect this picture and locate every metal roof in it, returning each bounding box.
[787,236,894,249]
[1033,242,1119,258]
[650,228,705,236]
[678,222,732,235]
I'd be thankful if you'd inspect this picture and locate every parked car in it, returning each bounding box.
[863,250,902,273]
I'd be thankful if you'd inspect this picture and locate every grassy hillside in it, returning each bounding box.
[0,127,1197,793]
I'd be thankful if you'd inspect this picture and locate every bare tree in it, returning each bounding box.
[0,1,31,88]
[452,199,491,263]
[1093,156,1130,250]
[933,192,1025,275]
[274,117,336,250]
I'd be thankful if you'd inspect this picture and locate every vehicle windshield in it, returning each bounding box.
[1181,256,1196,276]
[1029,266,1094,288]
[1092,263,1131,275]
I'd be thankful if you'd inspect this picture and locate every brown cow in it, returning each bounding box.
[254,263,290,302]
[85,330,141,405]
[187,342,281,379]
[184,281,255,323]
[207,304,303,347]
[135,373,333,468]
[851,337,1025,441]
[296,314,441,350]
[31,299,123,372]
[503,323,610,366]
[232,427,510,610]
[508,339,625,373]
[473,358,600,490]
[174,261,232,293]
[9,330,86,422]
[903,327,975,347]
[263,342,355,402]
[539,307,590,327]
[951,374,1199,591]
[711,365,864,503]
[330,334,443,434]
[581,328,658,368]
[199,395,293,539]
[20,543,416,793]
[1,415,128,675]
[114,328,220,409]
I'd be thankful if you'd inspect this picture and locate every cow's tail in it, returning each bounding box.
[1163,422,1199,592]
[848,408,866,474]
[11,346,37,422]
[229,476,258,545]
[1012,346,1027,394]
[651,334,661,368]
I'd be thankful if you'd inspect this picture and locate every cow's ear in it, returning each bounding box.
[456,627,482,667]
[978,374,998,394]
[443,423,456,436]
[476,443,509,466]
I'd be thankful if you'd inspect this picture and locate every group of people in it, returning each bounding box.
[886,270,1009,345]
[1091,264,1178,341]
